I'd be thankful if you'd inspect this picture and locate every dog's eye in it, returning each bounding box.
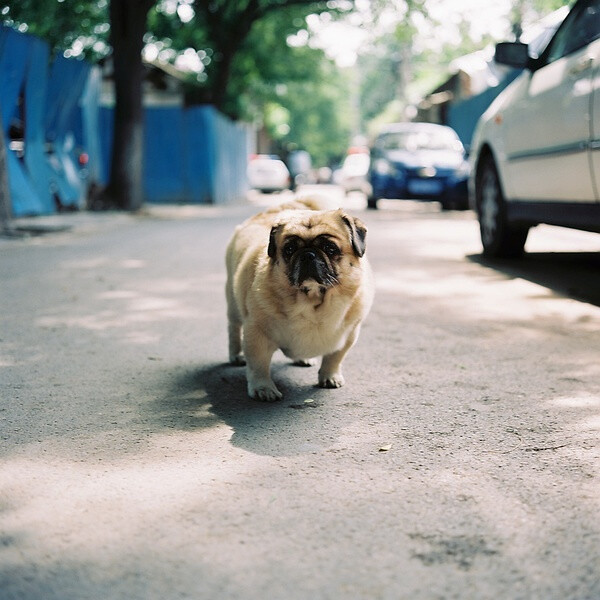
[283,241,298,259]
[324,242,340,257]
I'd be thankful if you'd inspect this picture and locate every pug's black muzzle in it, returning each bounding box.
[289,248,338,288]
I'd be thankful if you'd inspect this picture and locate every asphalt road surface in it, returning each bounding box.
[1,190,599,600]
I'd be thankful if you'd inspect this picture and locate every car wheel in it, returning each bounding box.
[440,198,452,211]
[367,195,378,209]
[476,156,528,258]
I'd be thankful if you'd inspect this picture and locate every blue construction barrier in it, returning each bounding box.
[1,26,250,214]
[45,54,91,208]
[99,104,250,204]
[0,25,93,216]
[0,26,43,216]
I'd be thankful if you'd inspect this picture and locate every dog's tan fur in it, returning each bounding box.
[225,199,373,401]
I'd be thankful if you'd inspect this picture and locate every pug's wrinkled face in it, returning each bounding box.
[280,233,341,290]
[267,210,366,294]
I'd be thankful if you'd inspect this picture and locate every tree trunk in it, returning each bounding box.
[102,0,153,211]
[203,1,258,114]
[212,42,239,113]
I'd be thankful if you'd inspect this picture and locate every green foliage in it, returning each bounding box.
[510,0,573,37]
[219,6,326,119]
[276,60,353,165]
[1,0,110,58]
[358,43,401,127]
[223,10,353,164]
[531,0,572,11]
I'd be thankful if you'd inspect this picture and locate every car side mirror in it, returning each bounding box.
[494,42,531,69]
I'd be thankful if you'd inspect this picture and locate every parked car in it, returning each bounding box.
[368,122,470,210]
[247,155,291,193]
[339,152,371,195]
[287,150,314,189]
[469,0,600,257]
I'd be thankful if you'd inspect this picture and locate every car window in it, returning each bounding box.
[545,0,600,63]
[377,130,461,153]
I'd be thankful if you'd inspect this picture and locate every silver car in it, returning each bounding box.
[469,0,600,257]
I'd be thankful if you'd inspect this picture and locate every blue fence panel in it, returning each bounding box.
[80,67,104,187]
[0,26,45,216]
[144,107,187,203]
[1,27,248,211]
[99,103,249,204]
[46,54,91,208]
[185,106,215,204]
[448,71,521,149]
[24,36,55,213]
[0,27,28,130]
[0,27,96,216]
[211,107,249,205]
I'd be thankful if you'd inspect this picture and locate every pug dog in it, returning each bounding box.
[225,198,374,401]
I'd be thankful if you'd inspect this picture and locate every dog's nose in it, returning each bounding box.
[300,250,317,262]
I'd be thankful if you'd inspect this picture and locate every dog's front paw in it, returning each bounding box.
[248,379,283,402]
[318,371,345,389]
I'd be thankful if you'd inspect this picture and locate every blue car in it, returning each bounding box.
[368,122,470,210]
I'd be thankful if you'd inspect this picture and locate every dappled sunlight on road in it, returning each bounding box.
[375,267,598,325]
[367,203,600,326]
[2,202,599,599]
[32,250,226,345]
[0,426,255,583]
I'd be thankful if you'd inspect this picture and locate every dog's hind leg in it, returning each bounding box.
[226,281,245,365]
[228,325,245,366]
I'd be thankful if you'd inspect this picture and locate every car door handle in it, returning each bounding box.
[568,56,593,76]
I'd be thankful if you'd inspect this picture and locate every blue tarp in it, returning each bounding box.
[23,35,55,213]
[45,54,91,208]
[0,26,93,216]
[448,71,520,149]
[0,26,43,215]
[1,27,250,213]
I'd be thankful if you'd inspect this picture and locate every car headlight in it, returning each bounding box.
[373,158,393,175]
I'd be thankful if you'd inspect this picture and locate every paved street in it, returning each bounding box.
[1,191,599,599]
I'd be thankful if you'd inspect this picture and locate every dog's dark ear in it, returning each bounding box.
[341,214,367,258]
[268,225,280,258]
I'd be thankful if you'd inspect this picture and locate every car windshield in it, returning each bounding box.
[378,130,462,152]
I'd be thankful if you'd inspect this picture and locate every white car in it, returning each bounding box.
[247,156,291,193]
[469,0,600,257]
[339,152,371,196]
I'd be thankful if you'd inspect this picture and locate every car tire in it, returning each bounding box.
[476,156,529,258]
[440,198,452,211]
[367,195,378,209]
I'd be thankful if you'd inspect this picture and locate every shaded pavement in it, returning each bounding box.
[1,196,599,599]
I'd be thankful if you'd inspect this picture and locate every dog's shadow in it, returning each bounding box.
[154,360,344,457]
